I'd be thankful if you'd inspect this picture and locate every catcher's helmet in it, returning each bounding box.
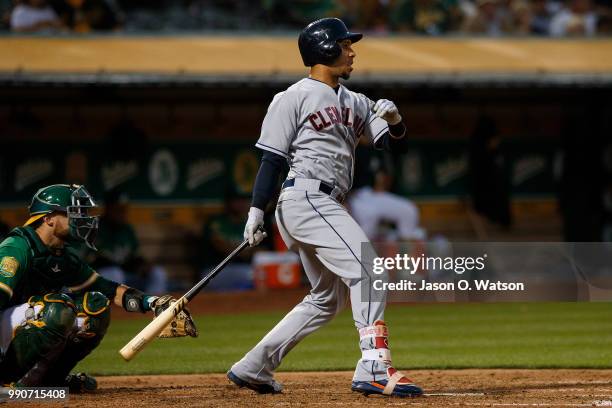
[25,184,100,250]
[298,18,362,67]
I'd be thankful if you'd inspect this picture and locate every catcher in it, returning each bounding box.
[0,184,197,391]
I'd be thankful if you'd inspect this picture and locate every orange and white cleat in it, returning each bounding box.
[351,367,423,397]
[352,321,423,397]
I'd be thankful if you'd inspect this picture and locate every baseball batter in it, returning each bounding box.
[227,18,423,397]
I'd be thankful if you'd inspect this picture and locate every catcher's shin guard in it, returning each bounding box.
[351,321,423,397]
[1,293,77,385]
[40,292,111,387]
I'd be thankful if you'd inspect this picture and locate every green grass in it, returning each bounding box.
[75,302,612,375]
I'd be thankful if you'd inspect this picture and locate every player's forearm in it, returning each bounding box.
[83,272,120,300]
[114,284,128,307]
[251,150,286,210]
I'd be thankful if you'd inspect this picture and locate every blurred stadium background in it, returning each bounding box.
[1,0,611,295]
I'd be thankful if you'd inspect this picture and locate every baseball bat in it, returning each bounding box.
[119,230,263,361]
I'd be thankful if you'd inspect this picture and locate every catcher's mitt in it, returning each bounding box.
[152,295,198,338]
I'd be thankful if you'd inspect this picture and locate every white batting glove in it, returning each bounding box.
[372,99,402,125]
[244,207,265,246]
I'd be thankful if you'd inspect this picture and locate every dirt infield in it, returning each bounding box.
[41,369,612,408]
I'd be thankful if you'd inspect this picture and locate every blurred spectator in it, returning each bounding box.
[53,0,123,32]
[88,189,168,294]
[199,189,266,290]
[10,0,64,32]
[6,0,612,36]
[290,0,344,26]
[4,0,602,36]
[190,0,262,30]
[460,0,514,35]
[457,0,478,21]
[392,0,459,34]
[265,0,343,28]
[355,0,393,33]
[445,0,466,30]
[350,141,425,241]
[349,168,426,242]
[467,115,512,229]
[510,0,532,33]
[550,0,598,36]
[528,0,554,34]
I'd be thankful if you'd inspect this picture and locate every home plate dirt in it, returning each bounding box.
[33,369,612,408]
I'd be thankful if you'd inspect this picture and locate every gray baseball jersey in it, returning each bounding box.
[256,78,390,194]
[232,78,393,387]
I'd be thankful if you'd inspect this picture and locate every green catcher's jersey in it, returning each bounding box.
[0,227,119,310]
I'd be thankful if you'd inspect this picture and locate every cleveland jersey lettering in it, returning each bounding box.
[256,78,389,194]
[308,106,366,137]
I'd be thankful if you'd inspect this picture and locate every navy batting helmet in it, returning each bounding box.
[298,18,363,67]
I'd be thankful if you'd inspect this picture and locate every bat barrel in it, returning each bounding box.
[119,298,186,361]
[119,233,260,361]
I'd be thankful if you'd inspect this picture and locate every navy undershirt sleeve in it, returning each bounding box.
[375,122,409,152]
[252,150,287,210]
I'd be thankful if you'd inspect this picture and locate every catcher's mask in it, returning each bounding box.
[26,184,100,250]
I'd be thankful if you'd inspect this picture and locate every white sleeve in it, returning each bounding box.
[361,95,389,145]
[256,91,298,158]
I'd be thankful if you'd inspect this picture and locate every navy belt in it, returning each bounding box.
[282,179,344,202]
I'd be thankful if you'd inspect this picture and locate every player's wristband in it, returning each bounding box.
[143,295,158,311]
[389,122,406,139]
[122,288,157,313]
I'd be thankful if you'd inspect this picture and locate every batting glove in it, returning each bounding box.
[244,207,265,246]
[372,99,402,125]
